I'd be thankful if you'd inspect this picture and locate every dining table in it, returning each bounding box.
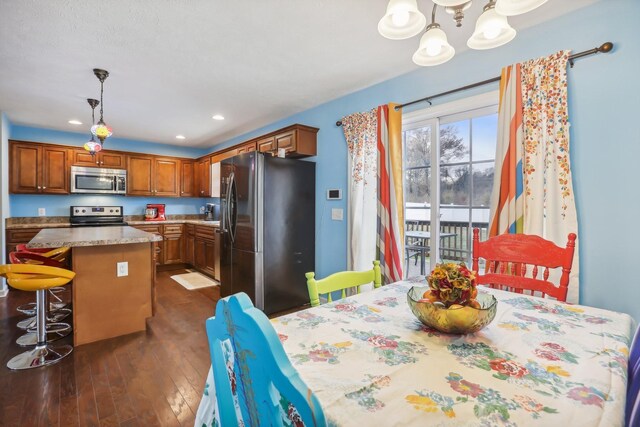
[194,277,635,426]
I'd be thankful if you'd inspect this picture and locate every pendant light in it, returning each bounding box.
[413,5,455,66]
[467,1,516,50]
[495,0,547,16]
[83,98,103,156]
[90,68,113,144]
[378,0,427,40]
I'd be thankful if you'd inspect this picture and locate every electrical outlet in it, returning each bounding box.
[331,208,344,221]
[117,262,128,277]
[38,208,46,216]
[200,206,205,214]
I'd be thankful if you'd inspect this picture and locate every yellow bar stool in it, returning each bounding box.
[0,264,75,370]
[12,248,72,330]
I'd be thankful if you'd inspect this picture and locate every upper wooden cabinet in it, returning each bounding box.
[127,155,181,197]
[10,141,70,194]
[127,154,154,196]
[180,160,195,197]
[256,125,318,158]
[196,157,211,197]
[154,157,180,197]
[71,149,126,168]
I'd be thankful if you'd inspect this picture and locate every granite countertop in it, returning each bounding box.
[6,216,219,230]
[27,226,163,249]
[127,220,220,227]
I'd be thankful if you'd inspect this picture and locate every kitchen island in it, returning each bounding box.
[28,226,162,346]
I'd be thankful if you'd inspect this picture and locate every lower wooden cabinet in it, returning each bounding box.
[129,223,217,278]
[5,228,42,263]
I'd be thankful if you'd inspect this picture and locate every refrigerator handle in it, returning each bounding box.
[220,177,227,233]
[227,172,236,243]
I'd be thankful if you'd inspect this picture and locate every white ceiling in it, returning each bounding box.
[0,0,598,148]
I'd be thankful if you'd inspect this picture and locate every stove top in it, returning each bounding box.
[70,205,126,227]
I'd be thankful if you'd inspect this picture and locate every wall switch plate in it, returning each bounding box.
[38,208,46,216]
[331,208,344,221]
[200,206,205,214]
[117,262,128,277]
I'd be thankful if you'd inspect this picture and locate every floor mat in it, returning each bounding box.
[170,272,219,290]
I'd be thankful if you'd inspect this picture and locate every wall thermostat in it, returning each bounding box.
[326,189,342,200]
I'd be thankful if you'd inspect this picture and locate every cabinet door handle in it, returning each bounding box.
[42,187,47,190]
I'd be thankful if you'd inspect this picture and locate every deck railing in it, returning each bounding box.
[406,220,490,263]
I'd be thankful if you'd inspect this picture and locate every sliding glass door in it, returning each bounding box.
[402,96,498,278]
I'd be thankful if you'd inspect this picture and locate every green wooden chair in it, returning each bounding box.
[305,260,382,307]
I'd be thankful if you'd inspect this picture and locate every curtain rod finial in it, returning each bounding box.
[599,42,613,53]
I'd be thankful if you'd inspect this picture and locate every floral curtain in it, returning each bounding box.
[342,109,378,273]
[489,51,579,303]
[342,104,404,284]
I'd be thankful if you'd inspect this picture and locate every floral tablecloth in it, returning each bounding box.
[195,278,635,426]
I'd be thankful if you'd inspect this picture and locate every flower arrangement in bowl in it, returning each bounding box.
[407,262,497,334]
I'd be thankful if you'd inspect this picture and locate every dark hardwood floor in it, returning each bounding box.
[0,269,219,427]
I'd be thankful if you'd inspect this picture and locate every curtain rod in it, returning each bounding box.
[335,42,613,127]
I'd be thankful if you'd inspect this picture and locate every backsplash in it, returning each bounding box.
[9,194,219,217]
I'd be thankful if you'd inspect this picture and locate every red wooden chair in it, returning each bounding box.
[471,228,577,302]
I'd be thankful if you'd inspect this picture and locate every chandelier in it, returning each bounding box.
[378,0,548,66]
[87,68,112,149]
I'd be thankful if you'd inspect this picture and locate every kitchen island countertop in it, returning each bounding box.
[27,225,163,249]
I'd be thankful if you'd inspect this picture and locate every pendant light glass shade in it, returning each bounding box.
[91,122,113,142]
[83,140,103,154]
[378,0,427,40]
[495,0,547,16]
[413,25,455,66]
[467,6,516,50]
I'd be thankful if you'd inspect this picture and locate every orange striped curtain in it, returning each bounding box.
[376,104,404,284]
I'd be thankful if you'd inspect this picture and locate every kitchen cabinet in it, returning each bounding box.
[185,224,195,265]
[256,125,318,157]
[127,155,180,197]
[154,157,180,197]
[194,225,217,278]
[196,157,211,197]
[162,224,184,264]
[236,141,257,154]
[180,160,195,197]
[9,141,69,194]
[71,149,125,168]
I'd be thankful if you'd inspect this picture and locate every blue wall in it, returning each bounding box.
[203,0,640,321]
[9,125,214,217]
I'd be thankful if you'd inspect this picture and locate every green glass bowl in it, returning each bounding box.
[407,286,498,334]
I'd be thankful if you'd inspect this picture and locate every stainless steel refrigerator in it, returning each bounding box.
[219,151,315,315]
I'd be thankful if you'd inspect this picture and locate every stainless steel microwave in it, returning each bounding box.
[70,166,127,194]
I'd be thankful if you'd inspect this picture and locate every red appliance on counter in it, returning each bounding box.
[145,203,166,221]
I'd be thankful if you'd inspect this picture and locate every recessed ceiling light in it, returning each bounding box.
[68,120,83,125]
[212,114,225,121]
[176,135,186,140]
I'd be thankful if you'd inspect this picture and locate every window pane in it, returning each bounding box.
[440,209,470,263]
[404,127,431,168]
[405,167,430,204]
[440,120,469,164]
[472,162,494,206]
[440,165,469,205]
[472,114,498,161]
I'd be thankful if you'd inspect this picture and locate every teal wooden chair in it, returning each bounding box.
[305,260,382,307]
[206,292,327,427]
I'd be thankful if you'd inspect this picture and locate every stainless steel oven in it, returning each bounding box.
[70,166,127,194]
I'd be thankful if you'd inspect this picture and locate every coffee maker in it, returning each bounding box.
[145,203,166,221]
[204,203,217,221]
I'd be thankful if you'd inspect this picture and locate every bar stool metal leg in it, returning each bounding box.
[7,289,73,370]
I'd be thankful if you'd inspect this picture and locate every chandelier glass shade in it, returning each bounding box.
[412,24,455,66]
[495,0,548,16]
[83,98,102,156]
[378,0,427,40]
[467,5,516,50]
[92,68,112,144]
